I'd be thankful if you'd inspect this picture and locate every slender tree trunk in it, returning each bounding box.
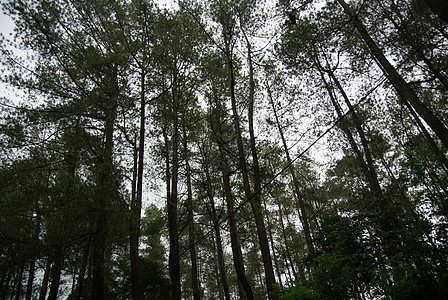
[48,138,77,300]
[292,249,307,286]
[318,66,373,184]
[263,198,283,287]
[266,79,316,259]
[48,246,63,300]
[325,66,382,196]
[91,139,109,300]
[183,127,201,300]
[211,232,225,300]
[38,259,51,300]
[402,100,448,170]
[162,118,174,300]
[276,200,298,282]
[282,251,294,284]
[13,265,24,300]
[209,203,230,300]
[25,203,41,300]
[74,237,91,300]
[92,68,118,300]
[283,212,307,284]
[91,160,108,300]
[25,256,36,300]
[337,0,448,149]
[378,0,448,90]
[227,30,277,300]
[205,162,230,300]
[130,63,147,300]
[415,48,448,90]
[168,79,181,300]
[214,116,254,300]
[219,148,253,300]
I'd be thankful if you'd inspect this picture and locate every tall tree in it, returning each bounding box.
[210,1,277,298]
[117,1,154,299]
[336,0,448,149]
[265,71,316,260]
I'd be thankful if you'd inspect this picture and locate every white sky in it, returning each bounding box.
[0,8,16,104]
[0,9,14,37]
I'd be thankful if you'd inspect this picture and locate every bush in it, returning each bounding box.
[274,284,317,300]
[311,254,353,299]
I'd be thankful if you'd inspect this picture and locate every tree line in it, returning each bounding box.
[0,0,447,299]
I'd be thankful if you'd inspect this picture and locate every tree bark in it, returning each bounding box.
[13,265,24,300]
[211,231,225,300]
[48,246,63,300]
[25,256,36,300]
[204,161,230,300]
[220,150,253,300]
[167,78,181,300]
[276,200,299,283]
[38,259,51,300]
[402,96,448,170]
[130,60,147,300]
[25,201,41,300]
[232,29,277,300]
[91,66,118,300]
[318,66,378,193]
[380,1,448,90]
[263,198,283,287]
[184,126,202,300]
[212,104,254,300]
[74,237,91,300]
[337,0,448,149]
[325,66,383,196]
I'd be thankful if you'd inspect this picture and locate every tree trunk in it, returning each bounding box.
[130,64,146,300]
[229,30,276,300]
[213,107,254,299]
[74,237,91,300]
[205,162,231,300]
[167,79,181,300]
[211,232,225,300]
[184,126,202,300]
[25,203,41,300]
[92,67,118,300]
[38,259,51,300]
[25,254,36,300]
[402,100,448,170]
[318,67,379,193]
[378,0,448,90]
[337,0,448,149]
[266,78,316,259]
[263,198,283,287]
[284,212,308,285]
[276,200,299,282]
[13,265,24,300]
[48,246,63,300]
[325,66,382,196]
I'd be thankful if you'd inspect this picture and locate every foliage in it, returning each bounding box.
[275,284,317,300]
[0,0,447,299]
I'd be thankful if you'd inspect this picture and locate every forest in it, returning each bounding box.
[0,0,447,299]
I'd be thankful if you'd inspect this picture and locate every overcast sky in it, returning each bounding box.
[0,9,14,38]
